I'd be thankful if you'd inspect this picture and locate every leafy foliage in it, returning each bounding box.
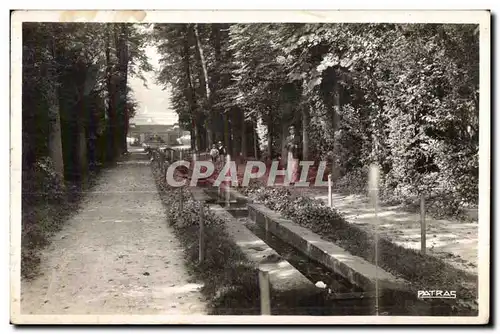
[22,23,151,278]
[23,22,151,178]
[154,23,479,213]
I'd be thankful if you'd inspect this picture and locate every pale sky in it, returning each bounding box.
[129,45,178,125]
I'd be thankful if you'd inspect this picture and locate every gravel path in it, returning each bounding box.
[290,187,478,275]
[21,152,206,315]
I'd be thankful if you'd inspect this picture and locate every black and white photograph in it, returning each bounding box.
[9,10,490,324]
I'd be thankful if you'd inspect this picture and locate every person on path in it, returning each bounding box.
[285,126,300,184]
[210,144,219,165]
[217,141,227,170]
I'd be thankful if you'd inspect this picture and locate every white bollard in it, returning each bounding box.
[225,154,231,207]
[420,193,426,255]
[191,152,196,182]
[328,174,332,207]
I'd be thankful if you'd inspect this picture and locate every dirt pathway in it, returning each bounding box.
[21,152,206,315]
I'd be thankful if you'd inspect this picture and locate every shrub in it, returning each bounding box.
[333,167,368,194]
[23,157,66,205]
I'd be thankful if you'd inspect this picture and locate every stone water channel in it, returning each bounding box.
[200,186,457,316]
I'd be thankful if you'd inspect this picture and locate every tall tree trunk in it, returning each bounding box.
[46,34,65,179]
[192,116,200,151]
[199,116,207,151]
[266,115,273,159]
[241,114,247,158]
[280,103,293,163]
[194,24,210,101]
[194,23,212,153]
[105,26,117,161]
[206,123,213,148]
[301,105,310,161]
[74,62,90,180]
[123,108,129,152]
[253,118,259,159]
[47,31,65,178]
[183,24,199,151]
[331,75,341,180]
[211,24,222,144]
[333,79,340,132]
[77,115,87,180]
[47,82,65,179]
[229,120,236,158]
[190,128,195,149]
[115,24,130,155]
[213,112,223,143]
[223,112,230,154]
[281,123,288,165]
[87,99,98,170]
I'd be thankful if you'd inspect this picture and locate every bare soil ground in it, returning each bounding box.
[21,152,206,315]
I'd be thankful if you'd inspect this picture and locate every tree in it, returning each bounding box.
[22,22,151,183]
[151,22,479,211]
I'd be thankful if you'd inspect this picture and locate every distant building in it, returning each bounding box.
[128,123,183,146]
[176,132,191,145]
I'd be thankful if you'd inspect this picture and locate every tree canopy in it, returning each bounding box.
[23,22,151,201]
[153,23,479,211]
[22,22,479,213]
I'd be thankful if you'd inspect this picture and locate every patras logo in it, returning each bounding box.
[417,290,457,299]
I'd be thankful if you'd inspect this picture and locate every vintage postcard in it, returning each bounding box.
[10,10,490,325]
